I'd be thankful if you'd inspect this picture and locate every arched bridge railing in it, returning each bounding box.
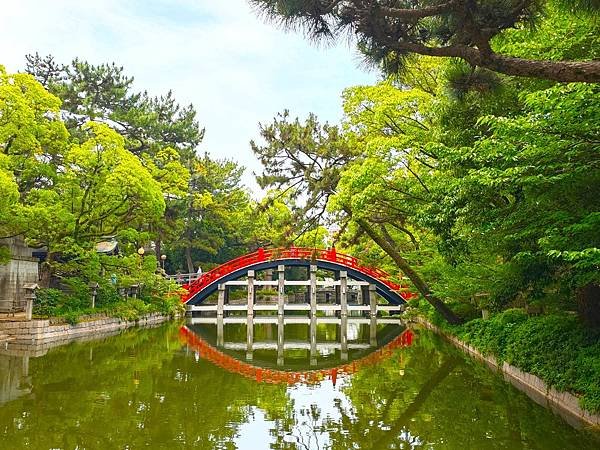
[181,247,413,303]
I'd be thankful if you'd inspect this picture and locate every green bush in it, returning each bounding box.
[63,311,80,325]
[112,298,150,321]
[62,277,93,310]
[95,281,121,307]
[34,288,64,316]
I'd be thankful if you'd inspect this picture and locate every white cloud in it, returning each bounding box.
[0,0,377,195]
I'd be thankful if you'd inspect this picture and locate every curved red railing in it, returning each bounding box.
[181,247,415,303]
[179,326,414,385]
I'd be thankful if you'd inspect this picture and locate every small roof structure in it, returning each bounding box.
[96,239,119,255]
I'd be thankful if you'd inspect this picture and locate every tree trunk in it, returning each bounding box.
[395,41,600,83]
[39,252,54,288]
[356,218,463,325]
[481,54,600,83]
[185,247,194,274]
[576,283,600,328]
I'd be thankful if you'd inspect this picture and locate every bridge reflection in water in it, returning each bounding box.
[180,316,413,386]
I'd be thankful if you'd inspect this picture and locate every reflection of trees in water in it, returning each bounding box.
[1,326,598,449]
[290,404,323,450]
[318,332,599,450]
[267,331,600,449]
[0,324,292,449]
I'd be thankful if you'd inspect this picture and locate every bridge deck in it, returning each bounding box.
[187,316,403,325]
[188,303,403,313]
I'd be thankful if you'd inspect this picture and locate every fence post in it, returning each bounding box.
[369,284,377,317]
[217,284,225,317]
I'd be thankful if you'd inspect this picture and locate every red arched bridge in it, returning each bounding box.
[181,247,415,313]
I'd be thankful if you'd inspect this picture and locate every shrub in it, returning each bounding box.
[112,298,150,321]
[34,288,64,316]
[95,281,121,307]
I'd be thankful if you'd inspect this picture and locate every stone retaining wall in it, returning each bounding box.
[412,317,600,428]
[0,313,173,355]
[0,237,39,313]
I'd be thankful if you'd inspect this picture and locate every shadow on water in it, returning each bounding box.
[0,320,598,449]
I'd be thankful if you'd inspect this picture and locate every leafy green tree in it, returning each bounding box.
[21,122,165,283]
[164,154,253,273]
[252,110,355,231]
[250,0,600,82]
[429,83,600,325]
[25,54,196,259]
[252,100,463,324]
[0,65,68,195]
[25,54,204,159]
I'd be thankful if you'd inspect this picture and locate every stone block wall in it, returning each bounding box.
[0,313,172,353]
[0,237,39,313]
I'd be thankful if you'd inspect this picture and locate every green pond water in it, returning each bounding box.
[0,319,598,449]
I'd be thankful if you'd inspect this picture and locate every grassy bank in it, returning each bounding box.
[411,301,600,414]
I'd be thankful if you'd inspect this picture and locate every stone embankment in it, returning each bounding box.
[411,317,600,428]
[0,313,174,356]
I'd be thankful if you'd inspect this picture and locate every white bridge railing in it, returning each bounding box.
[165,273,202,285]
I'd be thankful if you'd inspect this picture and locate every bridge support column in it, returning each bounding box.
[340,314,348,362]
[277,314,284,366]
[370,313,377,347]
[369,284,377,318]
[247,270,255,317]
[217,284,225,317]
[310,314,317,367]
[370,285,378,345]
[217,315,224,347]
[310,264,317,317]
[340,271,348,317]
[277,265,285,316]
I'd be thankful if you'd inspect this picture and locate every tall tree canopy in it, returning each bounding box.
[250,0,600,82]
[251,3,600,325]
[25,54,204,159]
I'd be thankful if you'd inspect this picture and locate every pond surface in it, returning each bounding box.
[0,318,598,449]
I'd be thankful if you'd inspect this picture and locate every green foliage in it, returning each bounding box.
[251,0,600,82]
[252,110,356,240]
[111,298,151,322]
[33,275,182,322]
[25,54,204,160]
[493,1,600,62]
[33,288,64,317]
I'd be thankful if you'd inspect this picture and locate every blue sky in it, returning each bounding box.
[0,0,378,194]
